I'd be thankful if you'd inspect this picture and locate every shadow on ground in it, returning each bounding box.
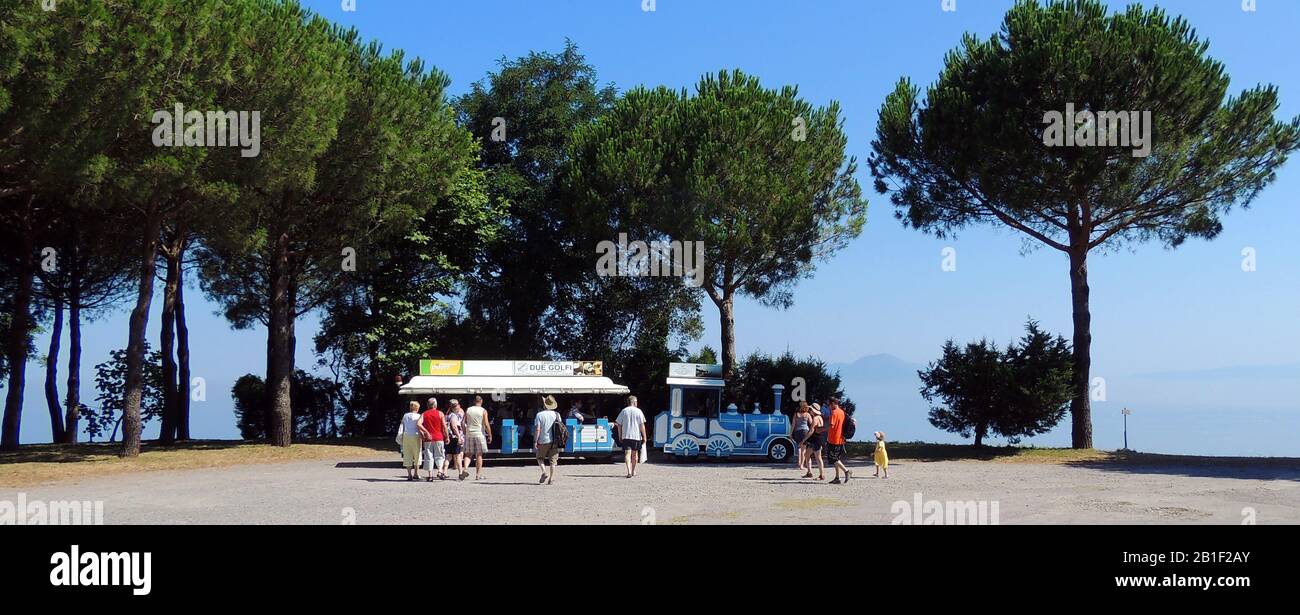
[1064,450,1300,482]
[0,438,395,464]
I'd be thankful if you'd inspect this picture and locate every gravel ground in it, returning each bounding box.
[5,454,1298,524]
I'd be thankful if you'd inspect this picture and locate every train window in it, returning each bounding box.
[681,388,719,417]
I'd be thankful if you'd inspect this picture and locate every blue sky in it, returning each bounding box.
[11,0,1300,452]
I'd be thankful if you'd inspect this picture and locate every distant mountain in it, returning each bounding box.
[827,354,951,443]
[830,353,924,384]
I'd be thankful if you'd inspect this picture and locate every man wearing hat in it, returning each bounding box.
[533,394,563,485]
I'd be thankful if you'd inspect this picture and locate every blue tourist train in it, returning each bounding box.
[653,363,794,462]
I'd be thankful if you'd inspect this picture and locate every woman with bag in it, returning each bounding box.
[400,401,431,481]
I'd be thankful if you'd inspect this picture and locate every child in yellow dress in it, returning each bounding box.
[873,431,888,478]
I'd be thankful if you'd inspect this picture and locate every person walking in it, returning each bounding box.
[420,398,449,481]
[615,395,647,478]
[464,395,492,480]
[399,401,431,481]
[826,398,853,484]
[873,431,889,478]
[533,395,563,485]
[792,401,813,473]
[804,403,826,480]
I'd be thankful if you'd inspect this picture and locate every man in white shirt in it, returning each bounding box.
[615,395,647,479]
[464,395,492,480]
[533,395,563,485]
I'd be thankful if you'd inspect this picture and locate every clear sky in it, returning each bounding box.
[12,0,1300,452]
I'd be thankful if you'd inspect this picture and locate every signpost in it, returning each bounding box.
[1121,407,1132,451]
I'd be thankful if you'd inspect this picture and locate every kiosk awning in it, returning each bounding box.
[399,375,630,395]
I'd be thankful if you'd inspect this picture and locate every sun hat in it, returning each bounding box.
[542,395,558,410]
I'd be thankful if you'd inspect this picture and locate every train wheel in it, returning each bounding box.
[670,435,700,458]
[767,439,792,463]
[706,435,734,458]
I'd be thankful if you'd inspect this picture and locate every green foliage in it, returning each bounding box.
[230,370,342,440]
[453,41,631,358]
[231,374,266,440]
[568,69,867,378]
[733,351,852,415]
[85,346,164,442]
[919,320,1073,446]
[424,42,702,421]
[868,0,1300,448]
[869,0,1299,250]
[686,346,718,365]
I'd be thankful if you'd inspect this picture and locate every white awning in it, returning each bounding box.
[399,375,630,395]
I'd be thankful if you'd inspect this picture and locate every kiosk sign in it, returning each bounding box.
[418,359,603,377]
[419,359,464,376]
[512,360,602,376]
[668,362,722,379]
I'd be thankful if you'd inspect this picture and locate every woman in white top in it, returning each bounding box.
[399,401,430,481]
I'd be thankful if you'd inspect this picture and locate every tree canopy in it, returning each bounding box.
[870,0,1300,447]
[919,320,1073,447]
[569,69,867,388]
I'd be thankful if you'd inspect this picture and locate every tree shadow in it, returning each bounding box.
[845,441,1020,462]
[1064,450,1300,482]
[336,460,402,469]
[0,439,247,464]
[0,437,398,465]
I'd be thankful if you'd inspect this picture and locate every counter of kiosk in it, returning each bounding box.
[499,417,617,454]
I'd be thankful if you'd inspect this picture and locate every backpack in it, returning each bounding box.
[549,414,568,448]
[841,415,857,440]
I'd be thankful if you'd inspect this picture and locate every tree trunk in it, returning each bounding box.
[1068,246,1094,449]
[64,292,82,444]
[44,299,66,443]
[1,200,35,451]
[121,213,162,458]
[974,425,985,448]
[718,292,736,383]
[175,272,191,441]
[158,249,180,444]
[265,232,294,447]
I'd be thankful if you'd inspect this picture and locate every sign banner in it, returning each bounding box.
[668,362,722,378]
[512,360,603,376]
[419,359,463,376]
[419,360,601,377]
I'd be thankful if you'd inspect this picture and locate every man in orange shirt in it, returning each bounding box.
[826,398,853,484]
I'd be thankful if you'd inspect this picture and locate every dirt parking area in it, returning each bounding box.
[4,453,1298,524]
